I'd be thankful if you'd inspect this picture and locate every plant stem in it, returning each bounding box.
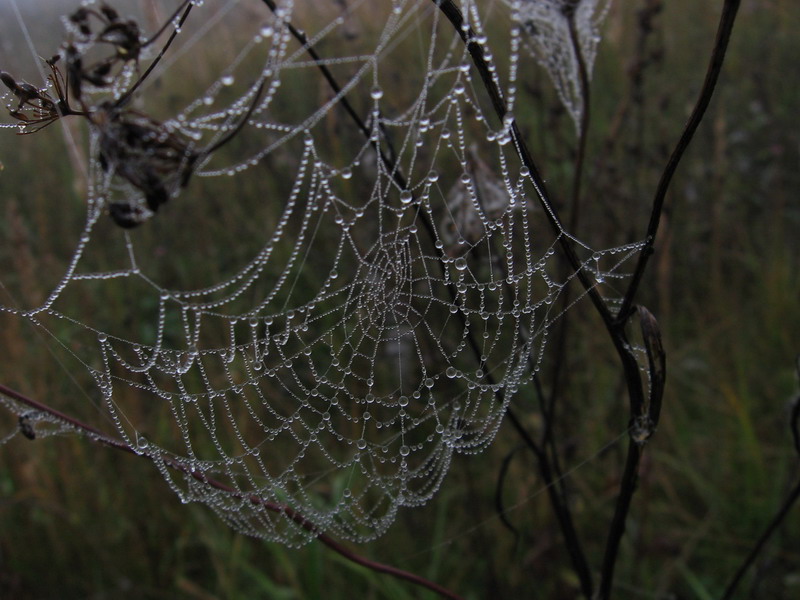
[117,1,195,108]
[0,382,465,600]
[618,0,742,322]
[596,4,742,589]
[540,4,595,528]
[720,477,800,599]
[597,439,643,599]
[432,0,614,331]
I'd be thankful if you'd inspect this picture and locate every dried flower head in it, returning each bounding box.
[2,1,264,228]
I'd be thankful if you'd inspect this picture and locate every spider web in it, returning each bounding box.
[507,0,613,134]
[0,0,642,545]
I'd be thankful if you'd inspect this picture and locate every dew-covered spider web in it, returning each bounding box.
[507,0,613,134]
[0,0,641,545]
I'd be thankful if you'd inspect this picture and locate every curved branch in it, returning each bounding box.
[721,389,800,599]
[0,383,463,600]
[617,0,742,321]
[720,478,800,600]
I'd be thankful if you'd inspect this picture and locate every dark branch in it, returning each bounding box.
[617,0,742,322]
[0,382,464,600]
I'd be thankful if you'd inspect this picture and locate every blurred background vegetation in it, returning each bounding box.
[0,0,799,598]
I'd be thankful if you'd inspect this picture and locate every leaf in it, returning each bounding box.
[637,305,666,428]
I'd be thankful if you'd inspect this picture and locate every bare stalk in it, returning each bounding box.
[597,5,741,593]
[0,382,464,600]
[118,1,195,107]
[721,375,800,599]
[617,0,742,322]
[720,478,800,600]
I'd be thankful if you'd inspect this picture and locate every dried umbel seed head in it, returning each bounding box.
[94,78,265,228]
[68,2,141,60]
[64,3,145,104]
[93,102,199,227]
[1,1,263,227]
[0,64,77,134]
[0,70,19,91]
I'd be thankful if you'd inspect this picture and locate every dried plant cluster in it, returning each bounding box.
[0,1,262,227]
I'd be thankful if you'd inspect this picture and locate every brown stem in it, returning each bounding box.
[0,383,463,600]
[596,439,643,600]
[720,477,800,600]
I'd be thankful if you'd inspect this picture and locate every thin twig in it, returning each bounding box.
[258,0,399,166]
[721,386,800,599]
[432,0,614,331]
[720,478,800,600]
[430,2,614,595]
[117,1,195,107]
[0,382,464,600]
[565,3,592,233]
[541,4,595,523]
[495,444,525,545]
